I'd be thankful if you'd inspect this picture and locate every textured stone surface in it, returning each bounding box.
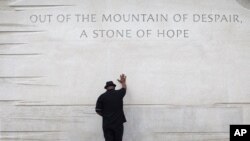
[0,0,249,141]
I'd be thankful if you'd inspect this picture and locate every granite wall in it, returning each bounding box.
[0,0,250,141]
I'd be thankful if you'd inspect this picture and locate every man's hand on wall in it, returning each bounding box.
[117,74,126,84]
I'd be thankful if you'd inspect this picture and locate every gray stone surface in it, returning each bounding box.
[0,0,250,141]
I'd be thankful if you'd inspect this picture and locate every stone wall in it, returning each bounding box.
[0,0,249,141]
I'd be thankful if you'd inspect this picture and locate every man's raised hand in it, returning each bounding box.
[117,74,126,84]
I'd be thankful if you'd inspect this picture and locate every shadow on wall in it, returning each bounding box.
[236,0,250,10]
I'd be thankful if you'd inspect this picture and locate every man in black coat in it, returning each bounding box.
[96,74,127,141]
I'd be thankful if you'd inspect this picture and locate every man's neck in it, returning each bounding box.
[107,88,115,91]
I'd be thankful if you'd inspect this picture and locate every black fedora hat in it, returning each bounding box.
[104,81,116,89]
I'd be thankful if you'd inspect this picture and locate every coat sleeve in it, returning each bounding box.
[95,96,103,116]
[118,88,126,98]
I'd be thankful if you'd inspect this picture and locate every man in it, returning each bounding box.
[95,74,127,141]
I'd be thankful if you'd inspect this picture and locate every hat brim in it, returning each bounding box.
[104,84,116,89]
